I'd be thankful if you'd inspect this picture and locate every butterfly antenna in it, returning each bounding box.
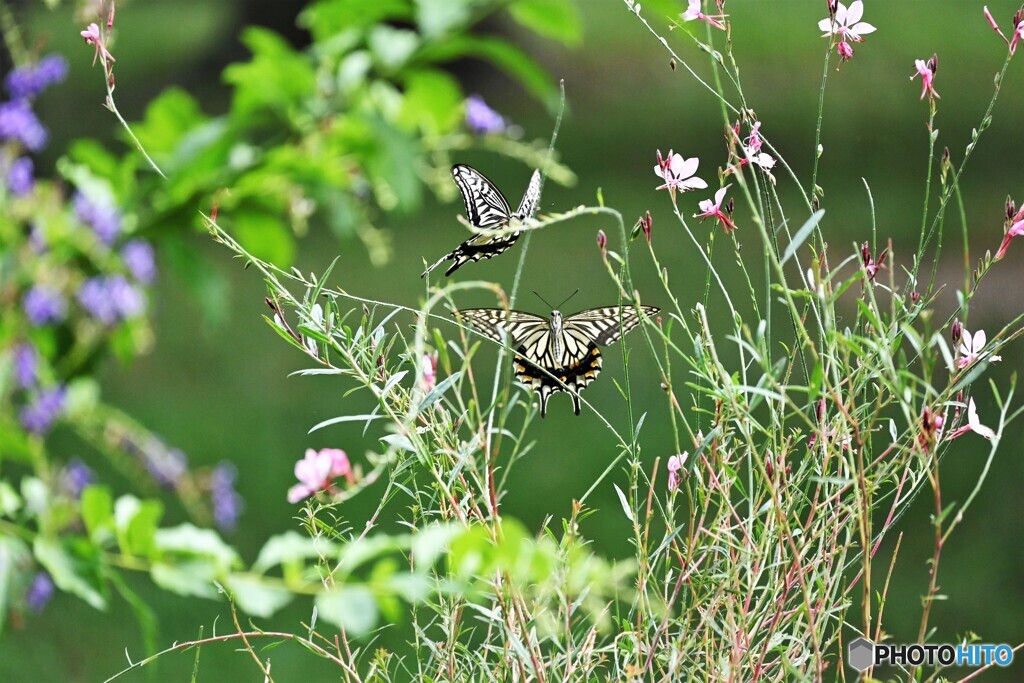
[554,288,580,310]
[533,290,554,309]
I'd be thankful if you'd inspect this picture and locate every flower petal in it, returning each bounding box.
[846,1,863,24]
[968,399,996,440]
[974,329,987,351]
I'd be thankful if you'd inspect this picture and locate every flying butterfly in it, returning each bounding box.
[422,164,541,277]
[456,304,659,417]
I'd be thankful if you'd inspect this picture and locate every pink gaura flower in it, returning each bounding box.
[956,328,1001,369]
[726,121,776,181]
[287,448,351,503]
[694,184,736,233]
[995,202,1024,259]
[667,453,688,491]
[681,0,727,31]
[818,1,876,41]
[421,353,437,393]
[80,22,115,66]
[983,6,1024,54]
[654,150,708,194]
[912,55,940,100]
[860,242,887,281]
[946,398,996,441]
[836,40,854,61]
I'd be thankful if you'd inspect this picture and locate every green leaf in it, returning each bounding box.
[229,208,297,266]
[398,69,463,136]
[410,524,460,568]
[416,371,462,414]
[0,413,33,464]
[130,88,208,159]
[508,0,582,46]
[80,486,114,542]
[613,484,634,524]
[315,585,378,636]
[299,0,412,42]
[155,524,239,572]
[253,531,338,574]
[0,481,22,517]
[414,0,477,38]
[0,536,30,633]
[151,560,219,599]
[418,36,559,112]
[368,26,420,71]
[781,209,824,265]
[114,495,164,558]
[34,537,108,610]
[224,28,317,124]
[224,575,294,617]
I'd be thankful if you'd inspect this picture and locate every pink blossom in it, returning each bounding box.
[287,448,350,503]
[995,209,1024,260]
[911,56,940,100]
[836,40,854,61]
[654,150,708,194]
[956,328,1001,369]
[818,1,876,42]
[681,0,727,31]
[946,398,996,441]
[667,453,688,491]
[861,242,887,280]
[421,353,437,393]
[694,185,736,233]
[80,22,115,66]
[983,6,1024,53]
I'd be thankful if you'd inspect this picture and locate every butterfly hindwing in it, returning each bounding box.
[422,166,541,278]
[457,305,658,417]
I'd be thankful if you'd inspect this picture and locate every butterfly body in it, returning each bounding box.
[457,305,659,416]
[423,165,541,277]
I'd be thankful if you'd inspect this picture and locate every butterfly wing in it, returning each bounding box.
[515,169,542,220]
[451,164,512,228]
[564,305,659,346]
[456,308,547,345]
[422,166,536,278]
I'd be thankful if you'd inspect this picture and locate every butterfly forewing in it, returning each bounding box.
[422,165,542,278]
[456,305,659,417]
[451,164,512,228]
[515,170,542,220]
[564,305,659,346]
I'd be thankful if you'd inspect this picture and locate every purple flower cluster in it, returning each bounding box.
[210,462,243,532]
[25,572,55,612]
[13,343,39,388]
[77,275,145,324]
[5,55,68,101]
[74,192,122,244]
[60,458,95,499]
[23,285,67,326]
[121,435,188,487]
[465,95,506,134]
[0,100,47,151]
[19,386,66,435]
[6,156,34,196]
[120,239,157,283]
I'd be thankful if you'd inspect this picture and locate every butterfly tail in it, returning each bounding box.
[421,252,453,278]
[538,387,551,418]
[571,392,581,416]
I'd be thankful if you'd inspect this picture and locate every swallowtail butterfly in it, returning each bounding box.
[422,164,541,277]
[456,305,659,417]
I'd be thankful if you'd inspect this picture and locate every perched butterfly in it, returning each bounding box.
[456,305,659,417]
[422,164,542,277]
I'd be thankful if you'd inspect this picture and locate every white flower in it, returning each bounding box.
[818,1,877,42]
[956,328,1002,369]
[967,399,996,440]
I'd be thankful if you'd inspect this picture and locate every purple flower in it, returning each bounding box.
[5,54,69,100]
[120,239,157,283]
[210,462,244,532]
[23,286,67,325]
[60,458,94,499]
[74,192,122,244]
[13,343,39,388]
[6,156,34,196]
[25,572,54,612]
[77,276,145,324]
[19,385,66,435]
[465,95,505,134]
[0,100,47,151]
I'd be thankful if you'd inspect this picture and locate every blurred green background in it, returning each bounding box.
[4,0,1024,679]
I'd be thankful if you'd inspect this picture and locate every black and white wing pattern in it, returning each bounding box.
[457,305,659,417]
[422,165,542,278]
